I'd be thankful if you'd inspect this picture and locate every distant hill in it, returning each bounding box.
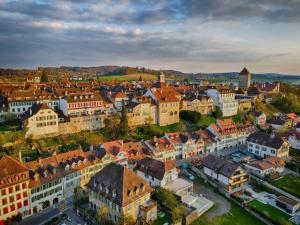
[0,66,299,83]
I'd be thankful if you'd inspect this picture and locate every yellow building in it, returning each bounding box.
[87,163,157,224]
[0,156,31,222]
[127,96,157,127]
[180,96,215,115]
[23,103,58,138]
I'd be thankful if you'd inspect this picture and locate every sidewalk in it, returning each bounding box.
[19,207,60,225]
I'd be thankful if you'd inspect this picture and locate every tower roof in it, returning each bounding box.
[240,67,250,75]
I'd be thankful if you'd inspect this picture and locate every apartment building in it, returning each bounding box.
[180,95,215,115]
[59,92,113,116]
[8,90,59,115]
[247,132,289,158]
[203,155,248,193]
[0,156,31,222]
[87,163,156,223]
[205,88,238,117]
[23,103,58,138]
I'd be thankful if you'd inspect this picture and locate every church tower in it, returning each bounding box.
[158,71,165,83]
[239,67,251,89]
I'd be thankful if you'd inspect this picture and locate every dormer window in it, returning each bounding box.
[112,190,117,198]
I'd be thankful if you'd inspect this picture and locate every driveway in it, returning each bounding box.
[193,179,231,218]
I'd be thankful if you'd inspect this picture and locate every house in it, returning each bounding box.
[257,82,280,94]
[87,163,156,223]
[109,92,129,112]
[244,156,285,177]
[205,87,238,117]
[236,96,253,112]
[202,155,248,193]
[206,118,257,151]
[23,103,58,138]
[268,115,293,130]
[99,140,129,167]
[286,122,300,150]
[276,196,299,214]
[0,156,31,222]
[247,132,289,158]
[143,136,177,161]
[136,157,178,187]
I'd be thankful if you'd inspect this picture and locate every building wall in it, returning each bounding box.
[25,108,58,138]
[247,141,289,158]
[157,101,179,126]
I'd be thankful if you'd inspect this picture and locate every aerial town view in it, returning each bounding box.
[0,1,300,225]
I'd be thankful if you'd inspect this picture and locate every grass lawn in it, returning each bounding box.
[191,203,266,225]
[271,174,300,199]
[198,115,216,129]
[248,200,293,225]
[97,73,157,81]
[131,123,181,140]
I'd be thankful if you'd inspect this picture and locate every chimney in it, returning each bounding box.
[29,108,32,116]
[90,145,94,151]
[270,133,275,139]
[19,151,23,163]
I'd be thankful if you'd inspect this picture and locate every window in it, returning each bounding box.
[2,198,7,205]
[9,187,13,193]
[17,202,22,209]
[15,185,20,191]
[22,183,27,189]
[23,192,27,198]
[17,193,21,200]
[10,204,15,211]
[3,207,8,214]
[1,189,6,195]
[23,200,28,206]
[9,196,14,203]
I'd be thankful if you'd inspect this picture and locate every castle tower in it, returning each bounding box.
[158,71,165,83]
[239,67,251,89]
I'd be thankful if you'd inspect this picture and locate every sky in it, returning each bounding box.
[0,0,300,74]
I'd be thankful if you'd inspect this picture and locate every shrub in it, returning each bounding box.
[179,110,201,123]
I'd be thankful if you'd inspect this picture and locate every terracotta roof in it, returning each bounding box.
[23,103,52,120]
[87,163,152,207]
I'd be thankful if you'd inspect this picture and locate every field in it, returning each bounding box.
[248,200,293,225]
[271,174,300,198]
[191,203,266,225]
[97,73,157,81]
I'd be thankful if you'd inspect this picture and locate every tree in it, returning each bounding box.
[96,206,112,225]
[117,214,135,225]
[119,100,129,138]
[104,113,120,139]
[40,70,49,82]
[212,107,222,119]
[171,205,187,223]
[152,187,179,212]
[179,110,201,123]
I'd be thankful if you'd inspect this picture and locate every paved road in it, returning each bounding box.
[19,207,60,225]
[192,176,231,218]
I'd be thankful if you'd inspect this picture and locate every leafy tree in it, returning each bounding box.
[119,100,129,137]
[104,113,120,139]
[179,110,201,123]
[117,214,135,225]
[171,205,187,222]
[152,187,179,212]
[40,70,49,82]
[96,206,112,225]
[212,107,222,119]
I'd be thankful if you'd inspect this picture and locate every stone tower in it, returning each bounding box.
[239,67,251,89]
